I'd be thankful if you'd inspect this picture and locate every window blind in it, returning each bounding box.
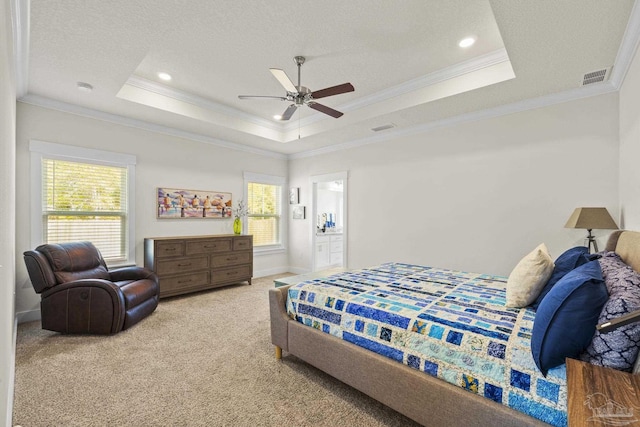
[247,182,281,246]
[42,158,128,262]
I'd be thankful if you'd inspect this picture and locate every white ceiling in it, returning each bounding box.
[15,0,639,157]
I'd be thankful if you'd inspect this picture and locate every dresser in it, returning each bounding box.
[144,234,253,298]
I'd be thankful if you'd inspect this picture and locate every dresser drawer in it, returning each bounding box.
[160,271,209,295]
[156,256,208,276]
[211,251,252,268]
[212,265,252,285]
[330,241,343,253]
[233,236,253,251]
[155,241,185,258]
[186,239,231,255]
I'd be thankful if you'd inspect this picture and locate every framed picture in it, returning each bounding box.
[157,187,232,219]
[293,206,306,220]
[289,187,299,204]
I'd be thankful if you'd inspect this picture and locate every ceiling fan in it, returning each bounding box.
[238,56,354,120]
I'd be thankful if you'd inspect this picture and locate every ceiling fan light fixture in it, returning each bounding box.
[157,72,172,81]
[458,37,476,48]
[239,56,354,122]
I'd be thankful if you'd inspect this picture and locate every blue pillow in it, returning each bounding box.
[531,246,589,309]
[531,260,608,375]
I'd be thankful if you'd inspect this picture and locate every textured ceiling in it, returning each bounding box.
[21,0,637,156]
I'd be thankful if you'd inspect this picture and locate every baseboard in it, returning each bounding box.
[16,308,40,324]
[286,267,310,275]
[253,266,297,278]
[253,266,311,277]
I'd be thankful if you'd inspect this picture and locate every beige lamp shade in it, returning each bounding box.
[564,207,619,230]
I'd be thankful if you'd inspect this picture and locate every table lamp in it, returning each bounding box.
[564,207,618,253]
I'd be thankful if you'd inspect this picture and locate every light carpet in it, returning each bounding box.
[13,275,421,427]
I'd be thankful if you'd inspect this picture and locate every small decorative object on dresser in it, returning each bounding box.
[144,234,252,298]
[233,200,248,235]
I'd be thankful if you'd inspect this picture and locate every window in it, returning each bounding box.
[30,141,136,265]
[244,172,285,250]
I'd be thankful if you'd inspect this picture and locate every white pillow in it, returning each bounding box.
[506,243,554,308]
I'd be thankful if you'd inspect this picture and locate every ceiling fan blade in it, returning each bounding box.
[308,102,343,118]
[280,104,298,120]
[311,83,354,100]
[238,95,287,100]
[270,68,298,93]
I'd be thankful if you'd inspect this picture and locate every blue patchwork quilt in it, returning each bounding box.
[286,263,567,427]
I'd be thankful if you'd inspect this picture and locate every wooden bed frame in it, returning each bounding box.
[269,230,640,426]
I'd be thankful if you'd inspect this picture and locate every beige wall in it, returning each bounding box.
[0,0,16,424]
[289,93,620,277]
[619,40,640,230]
[15,103,289,317]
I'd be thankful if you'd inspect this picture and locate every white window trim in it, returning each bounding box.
[29,140,137,266]
[243,171,286,255]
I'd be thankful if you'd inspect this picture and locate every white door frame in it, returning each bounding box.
[310,171,348,272]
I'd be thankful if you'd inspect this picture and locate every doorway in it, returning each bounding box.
[311,172,348,272]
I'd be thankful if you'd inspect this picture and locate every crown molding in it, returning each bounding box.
[609,0,640,89]
[289,81,617,160]
[124,75,284,132]
[10,0,29,98]
[18,94,287,160]
[17,77,618,164]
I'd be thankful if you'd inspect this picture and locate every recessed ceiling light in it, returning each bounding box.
[158,72,172,81]
[458,37,476,48]
[273,114,282,120]
[77,82,93,93]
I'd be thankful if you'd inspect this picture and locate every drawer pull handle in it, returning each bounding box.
[204,245,214,249]
[166,248,176,251]
[177,263,192,267]
[227,271,238,276]
[178,279,192,284]
[227,257,238,261]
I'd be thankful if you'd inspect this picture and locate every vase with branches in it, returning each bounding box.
[233,200,248,235]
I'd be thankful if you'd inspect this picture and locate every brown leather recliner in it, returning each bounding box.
[23,241,159,334]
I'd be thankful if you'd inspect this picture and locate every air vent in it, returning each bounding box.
[371,123,396,132]
[581,68,611,86]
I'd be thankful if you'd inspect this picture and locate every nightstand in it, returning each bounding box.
[566,358,640,426]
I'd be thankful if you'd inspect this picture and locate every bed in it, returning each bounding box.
[269,230,640,426]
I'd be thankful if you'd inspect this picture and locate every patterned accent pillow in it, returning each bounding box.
[579,252,640,372]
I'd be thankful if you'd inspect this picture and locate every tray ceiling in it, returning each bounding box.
[18,0,638,156]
